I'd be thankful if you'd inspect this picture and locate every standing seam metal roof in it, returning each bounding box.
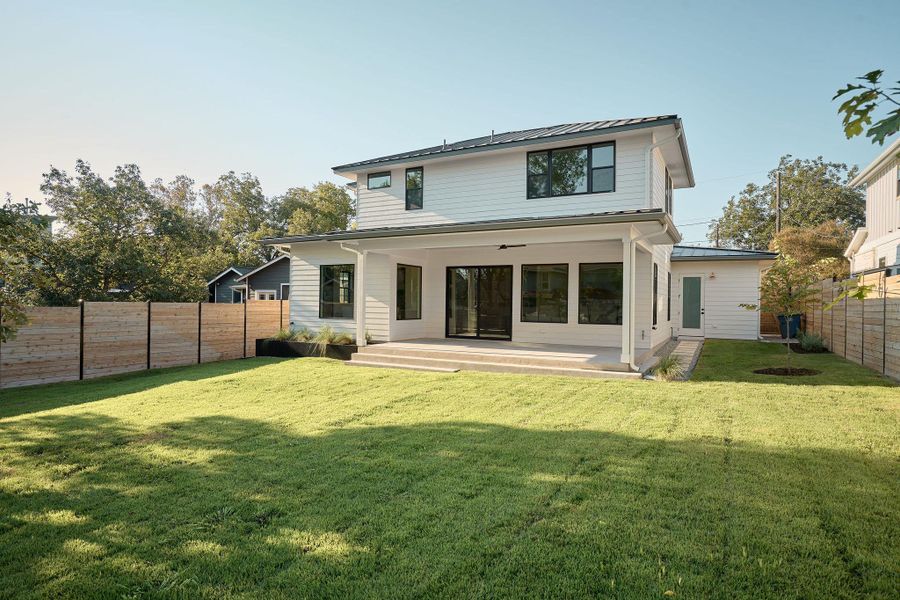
[672,246,777,260]
[332,116,678,172]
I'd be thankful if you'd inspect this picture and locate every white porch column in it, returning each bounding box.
[355,250,367,347]
[620,236,633,364]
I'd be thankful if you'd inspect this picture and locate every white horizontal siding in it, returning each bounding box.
[865,159,900,241]
[651,147,665,210]
[671,261,763,340]
[288,243,359,336]
[356,133,651,229]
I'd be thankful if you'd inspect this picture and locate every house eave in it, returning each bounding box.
[233,254,289,282]
[262,209,681,246]
[849,138,900,187]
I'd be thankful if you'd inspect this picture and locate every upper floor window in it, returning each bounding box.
[367,171,391,190]
[664,168,673,214]
[526,143,615,199]
[406,167,423,210]
[896,166,899,198]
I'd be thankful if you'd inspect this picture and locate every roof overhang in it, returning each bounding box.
[849,138,900,187]
[262,209,680,247]
[234,254,289,282]
[844,227,868,258]
[671,254,777,262]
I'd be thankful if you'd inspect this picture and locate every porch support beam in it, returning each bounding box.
[355,250,367,347]
[620,235,634,365]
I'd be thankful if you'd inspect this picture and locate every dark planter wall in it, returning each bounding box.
[255,339,358,361]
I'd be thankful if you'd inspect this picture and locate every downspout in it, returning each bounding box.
[339,242,368,346]
[625,223,669,371]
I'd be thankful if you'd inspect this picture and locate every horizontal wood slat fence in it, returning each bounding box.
[804,272,900,381]
[0,300,290,389]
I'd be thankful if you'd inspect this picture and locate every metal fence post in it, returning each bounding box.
[883,270,888,375]
[243,299,248,359]
[146,300,152,370]
[197,301,202,364]
[79,299,85,380]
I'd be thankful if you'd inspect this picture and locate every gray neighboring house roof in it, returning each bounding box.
[332,115,693,186]
[234,255,289,282]
[263,208,679,246]
[672,246,777,261]
[206,266,253,286]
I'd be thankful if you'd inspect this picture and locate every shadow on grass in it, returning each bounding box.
[0,358,291,419]
[1,412,896,598]
[691,340,897,387]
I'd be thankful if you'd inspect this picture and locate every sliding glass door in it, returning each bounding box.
[446,266,513,340]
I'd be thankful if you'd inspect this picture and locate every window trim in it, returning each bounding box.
[318,263,355,320]
[577,262,624,325]
[526,142,616,199]
[254,289,277,301]
[405,167,423,211]
[664,167,673,214]
[396,263,423,321]
[280,282,290,301]
[367,171,392,190]
[520,263,569,324]
[652,263,658,327]
[667,271,671,322]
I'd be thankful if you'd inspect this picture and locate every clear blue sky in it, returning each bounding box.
[1,0,897,243]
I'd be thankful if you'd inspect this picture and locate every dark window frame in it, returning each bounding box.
[667,271,672,322]
[520,263,569,324]
[405,167,423,210]
[367,171,391,190]
[577,262,624,325]
[526,142,616,199]
[664,167,673,214]
[652,263,659,327]
[319,264,355,319]
[396,263,423,320]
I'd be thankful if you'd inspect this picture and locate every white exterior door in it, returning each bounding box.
[679,274,705,337]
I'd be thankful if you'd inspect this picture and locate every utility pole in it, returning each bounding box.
[775,171,782,234]
[715,222,720,248]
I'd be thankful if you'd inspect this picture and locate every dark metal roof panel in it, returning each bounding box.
[263,208,673,245]
[672,246,777,261]
[332,116,678,172]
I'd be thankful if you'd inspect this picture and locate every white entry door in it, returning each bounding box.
[680,274,705,337]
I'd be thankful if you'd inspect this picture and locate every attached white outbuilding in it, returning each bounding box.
[670,246,777,340]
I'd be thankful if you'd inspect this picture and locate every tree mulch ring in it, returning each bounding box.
[753,367,821,376]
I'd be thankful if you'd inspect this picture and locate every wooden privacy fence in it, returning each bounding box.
[0,300,290,389]
[804,272,900,381]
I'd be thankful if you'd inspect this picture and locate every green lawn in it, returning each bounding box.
[0,341,897,599]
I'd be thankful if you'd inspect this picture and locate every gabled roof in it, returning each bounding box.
[333,116,693,185]
[849,137,900,187]
[263,208,679,245]
[234,254,290,282]
[672,245,777,261]
[206,266,253,286]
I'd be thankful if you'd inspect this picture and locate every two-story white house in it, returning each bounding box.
[265,116,774,376]
[845,138,900,273]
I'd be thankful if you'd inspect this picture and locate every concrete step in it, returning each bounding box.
[349,352,641,379]
[356,345,630,372]
[345,360,459,373]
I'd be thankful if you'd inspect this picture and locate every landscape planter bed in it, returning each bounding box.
[255,339,358,361]
[753,367,821,377]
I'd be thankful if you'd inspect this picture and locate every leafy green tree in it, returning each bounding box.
[274,182,354,235]
[201,172,276,263]
[0,196,50,340]
[709,156,864,250]
[833,69,900,145]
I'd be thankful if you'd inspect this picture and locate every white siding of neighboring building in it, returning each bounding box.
[852,159,900,271]
[671,260,765,340]
[650,146,666,211]
[355,133,652,230]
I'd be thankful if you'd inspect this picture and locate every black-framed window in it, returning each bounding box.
[664,168,673,214]
[397,264,422,320]
[652,263,659,327]
[578,263,623,325]
[521,264,568,323]
[526,143,615,199]
[896,166,899,197]
[406,167,423,210]
[319,264,354,319]
[367,171,391,190]
[667,271,671,321]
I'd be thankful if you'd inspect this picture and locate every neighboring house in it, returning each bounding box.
[234,255,291,301]
[845,137,900,273]
[264,115,773,372]
[207,266,252,303]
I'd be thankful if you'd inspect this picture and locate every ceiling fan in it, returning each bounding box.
[497,244,527,250]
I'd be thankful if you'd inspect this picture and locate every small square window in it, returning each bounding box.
[367,172,391,189]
